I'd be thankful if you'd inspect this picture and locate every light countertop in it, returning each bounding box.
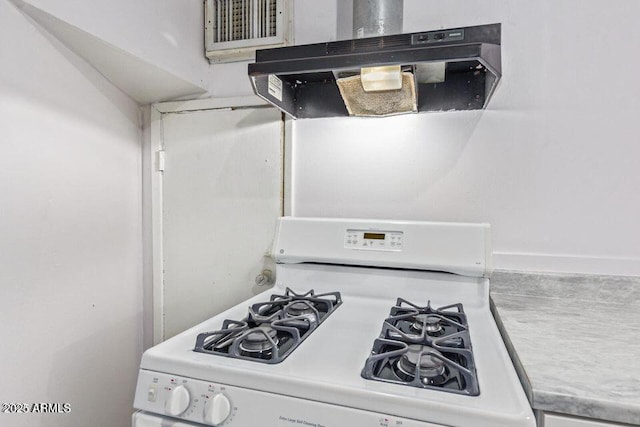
[490,271,640,425]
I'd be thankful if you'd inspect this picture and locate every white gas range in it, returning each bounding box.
[133,217,535,427]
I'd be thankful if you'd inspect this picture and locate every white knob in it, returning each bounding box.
[165,385,191,416]
[203,393,231,425]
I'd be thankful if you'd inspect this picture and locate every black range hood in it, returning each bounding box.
[248,23,502,119]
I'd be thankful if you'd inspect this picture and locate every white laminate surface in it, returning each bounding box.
[544,413,628,427]
[490,271,640,426]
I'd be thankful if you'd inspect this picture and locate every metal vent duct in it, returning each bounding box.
[353,0,403,38]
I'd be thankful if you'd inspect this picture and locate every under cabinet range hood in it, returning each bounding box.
[248,23,501,119]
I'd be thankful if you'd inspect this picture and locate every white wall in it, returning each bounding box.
[291,0,640,276]
[0,1,142,426]
[22,0,208,90]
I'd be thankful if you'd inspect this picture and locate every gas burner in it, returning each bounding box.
[362,298,479,395]
[238,325,279,355]
[284,301,318,321]
[410,314,443,336]
[383,299,469,348]
[395,345,447,384]
[194,288,341,364]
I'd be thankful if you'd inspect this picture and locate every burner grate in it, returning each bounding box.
[194,288,341,364]
[362,299,479,395]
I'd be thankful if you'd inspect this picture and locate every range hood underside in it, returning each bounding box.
[248,24,502,119]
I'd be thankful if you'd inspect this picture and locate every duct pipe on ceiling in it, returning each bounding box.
[353,0,403,38]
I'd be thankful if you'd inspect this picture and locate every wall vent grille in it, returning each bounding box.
[213,0,277,42]
[205,0,291,63]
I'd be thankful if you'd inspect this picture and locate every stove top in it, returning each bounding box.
[362,298,478,395]
[134,218,535,427]
[194,288,342,363]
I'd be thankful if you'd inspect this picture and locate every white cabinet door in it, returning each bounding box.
[544,413,625,427]
[160,107,282,339]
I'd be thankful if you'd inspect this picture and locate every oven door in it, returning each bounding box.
[133,411,205,426]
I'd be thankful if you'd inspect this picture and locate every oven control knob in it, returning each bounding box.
[203,393,231,425]
[165,385,190,416]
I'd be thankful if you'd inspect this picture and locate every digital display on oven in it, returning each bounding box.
[363,232,385,240]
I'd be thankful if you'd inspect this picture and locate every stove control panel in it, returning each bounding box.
[345,229,403,251]
[134,370,237,426]
[133,370,443,426]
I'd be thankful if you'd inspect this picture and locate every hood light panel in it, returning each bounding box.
[360,65,403,92]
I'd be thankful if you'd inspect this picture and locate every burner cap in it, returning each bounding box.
[397,345,446,380]
[411,314,443,334]
[284,301,318,321]
[239,325,278,353]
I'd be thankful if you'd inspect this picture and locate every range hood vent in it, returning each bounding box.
[248,23,502,119]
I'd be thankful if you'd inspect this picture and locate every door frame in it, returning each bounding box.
[144,96,291,346]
